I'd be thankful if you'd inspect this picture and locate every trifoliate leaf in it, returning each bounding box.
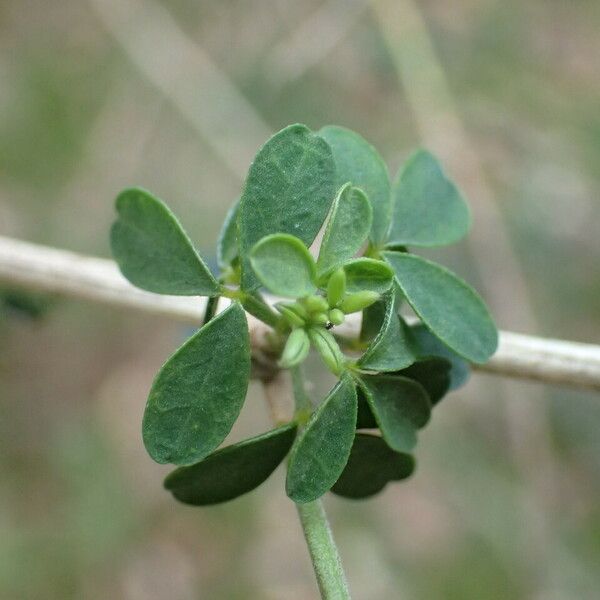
[164,424,297,505]
[383,252,498,363]
[319,126,391,245]
[387,150,471,247]
[238,124,336,290]
[361,375,431,453]
[317,184,372,278]
[331,433,415,499]
[142,304,250,465]
[111,188,219,296]
[249,233,317,298]
[286,376,357,503]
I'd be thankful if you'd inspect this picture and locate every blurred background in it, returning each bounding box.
[1,0,599,598]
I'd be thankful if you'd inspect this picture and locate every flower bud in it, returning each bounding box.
[312,312,329,327]
[308,328,345,375]
[340,291,380,314]
[279,328,310,368]
[328,308,345,326]
[288,302,309,320]
[276,304,305,327]
[326,268,346,307]
[302,295,329,314]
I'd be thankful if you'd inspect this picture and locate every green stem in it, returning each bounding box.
[220,286,282,329]
[242,292,281,329]
[289,366,351,600]
[203,295,219,324]
[290,364,312,418]
[296,501,351,600]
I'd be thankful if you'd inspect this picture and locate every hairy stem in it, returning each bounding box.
[290,364,312,422]
[289,366,351,599]
[220,286,282,329]
[296,501,351,600]
[240,292,281,328]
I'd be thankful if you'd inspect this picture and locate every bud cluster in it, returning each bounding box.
[275,267,380,373]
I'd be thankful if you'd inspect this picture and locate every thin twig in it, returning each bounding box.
[1,235,599,391]
[284,366,351,599]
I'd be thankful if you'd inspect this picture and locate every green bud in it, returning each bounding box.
[308,328,345,375]
[276,304,305,327]
[288,302,309,320]
[302,295,329,314]
[328,308,345,326]
[326,268,346,307]
[340,291,380,314]
[312,312,329,326]
[279,328,310,368]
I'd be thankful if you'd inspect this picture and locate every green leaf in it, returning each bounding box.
[238,124,336,290]
[317,184,372,278]
[164,423,297,506]
[217,199,239,269]
[343,258,394,294]
[142,304,251,465]
[249,234,317,298]
[359,284,403,342]
[359,298,387,343]
[411,323,470,390]
[361,375,431,453]
[396,358,452,405]
[358,291,417,372]
[356,381,377,429]
[111,188,219,296]
[387,150,471,247]
[319,125,391,245]
[383,252,498,363]
[331,433,415,499]
[286,376,357,503]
